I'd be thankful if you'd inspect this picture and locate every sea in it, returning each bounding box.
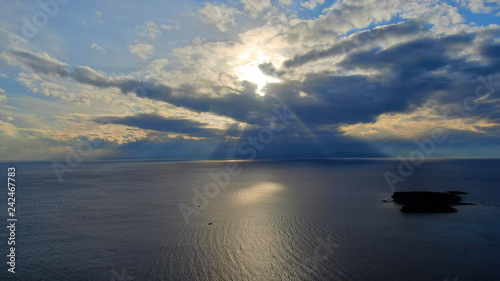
[0,159,499,280]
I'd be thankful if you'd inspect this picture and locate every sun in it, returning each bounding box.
[235,53,280,96]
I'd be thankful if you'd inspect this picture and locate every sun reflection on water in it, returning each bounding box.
[233,182,286,205]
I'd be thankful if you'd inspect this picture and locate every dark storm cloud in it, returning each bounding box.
[7,48,69,76]
[340,34,475,79]
[96,113,225,137]
[482,43,500,59]
[169,82,273,125]
[70,66,114,88]
[461,43,500,76]
[258,62,285,77]
[70,66,275,126]
[283,20,428,68]
[335,31,500,120]
[270,73,445,126]
[71,66,174,98]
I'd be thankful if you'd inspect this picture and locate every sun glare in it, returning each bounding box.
[235,53,280,96]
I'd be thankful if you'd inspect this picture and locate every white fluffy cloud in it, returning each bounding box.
[241,0,273,18]
[137,21,162,39]
[129,43,155,60]
[301,0,326,9]
[198,3,241,32]
[95,11,103,24]
[279,0,293,6]
[16,72,90,104]
[459,0,500,13]
[160,22,180,31]
[91,43,106,54]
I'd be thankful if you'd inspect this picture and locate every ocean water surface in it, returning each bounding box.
[1,159,499,280]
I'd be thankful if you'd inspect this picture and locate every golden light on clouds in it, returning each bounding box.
[339,105,500,140]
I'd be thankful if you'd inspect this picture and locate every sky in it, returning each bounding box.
[0,0,499,161]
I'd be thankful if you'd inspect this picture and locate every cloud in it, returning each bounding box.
[0,120,18,137]
[300,0,325,9]
[0,88,5,93]
[70,66,111,87]
[70,66,166,100]
[241,0,273,18]
[283,20,428,68]
[268,74,435,127]
[90,43,106,54]
[0,110,160,161]
[258,62,279,76]
[16,72,90,104]
[160,22,180,31]
[338,33,477,79]
[459,0,500,13]
[0,94,6,102]
[65,64,267,125]
[8,28,500,135]
[339,103,499,140]
[137,21,162,39]
[66,64,450,131]
[288,0,402,40]
[95,11,103,24]
[96,113,225,137]
[3,48,69,77]
[198,3,241,32]
[400,2,464,28]
[147,58,169,74]
[129,43,155,60]
[279,0,293,6]
[111,123,387,159]
[6,23,500,131]
[199,126,387,159]
[3,6,500,160]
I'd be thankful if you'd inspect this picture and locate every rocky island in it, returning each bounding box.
[391,191,471,213]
